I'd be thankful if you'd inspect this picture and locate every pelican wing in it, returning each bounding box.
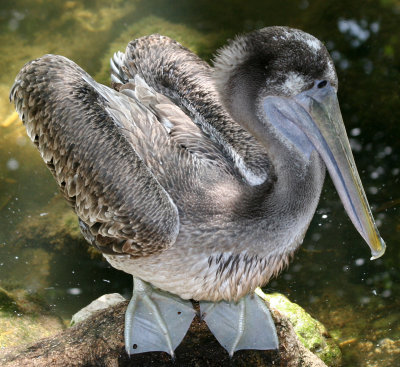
[105,73,235,172]
[10,54,180,257]
[110,36,272,186]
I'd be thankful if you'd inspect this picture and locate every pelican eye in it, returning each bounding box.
[317,80,327,88]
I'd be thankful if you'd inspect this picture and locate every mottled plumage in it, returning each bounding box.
[11,26,385,356]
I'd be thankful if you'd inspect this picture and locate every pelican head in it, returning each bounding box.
[214,26,385,259]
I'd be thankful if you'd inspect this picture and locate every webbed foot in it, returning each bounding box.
[125,277,195,356]
[200,288,279,356]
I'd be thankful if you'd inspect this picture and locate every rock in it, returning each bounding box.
[0,296,333,367]
[0,290,342,366]
[263,292,342,367]
[70,293,126,325]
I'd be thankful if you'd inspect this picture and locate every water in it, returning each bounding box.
[0,0,399,365]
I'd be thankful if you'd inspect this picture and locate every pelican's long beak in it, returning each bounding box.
[263,81,386,260]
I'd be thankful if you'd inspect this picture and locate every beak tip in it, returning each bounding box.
[370,238,386,260]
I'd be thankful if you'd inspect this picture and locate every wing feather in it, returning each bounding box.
[10,54,180,257]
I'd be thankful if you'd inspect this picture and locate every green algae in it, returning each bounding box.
[0,287,19,313]
[95,15,226,84]
[15,195,85,250]
[0,0,141,87]
[263,292,342,367]
[0,195,100,301]
[0,287,65,348]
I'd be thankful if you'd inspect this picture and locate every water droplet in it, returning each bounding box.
[370,22,380,33]
[6,158,19,171]
[339,59,350,69]
[382,290,391,298]
[350,127,361,136]
[355,258,365,266]
[350,138,362,152]
[292,264,302,272]
[370,171,379,179]
[360,296,370,304]
[311,233,321,241]
[283,273,292,280]
[299,0,309,9]
[67,288,82,295]
[384,146,392,155]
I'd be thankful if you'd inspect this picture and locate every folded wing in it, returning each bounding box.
[10,54,180,257]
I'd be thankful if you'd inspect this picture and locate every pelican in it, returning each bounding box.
[10,26,385,357]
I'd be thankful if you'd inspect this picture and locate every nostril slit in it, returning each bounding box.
[317,80,327,88]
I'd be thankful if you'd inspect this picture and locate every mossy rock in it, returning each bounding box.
[263,292,342,366]
[0,287,64,348]
[0,311,65,349]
